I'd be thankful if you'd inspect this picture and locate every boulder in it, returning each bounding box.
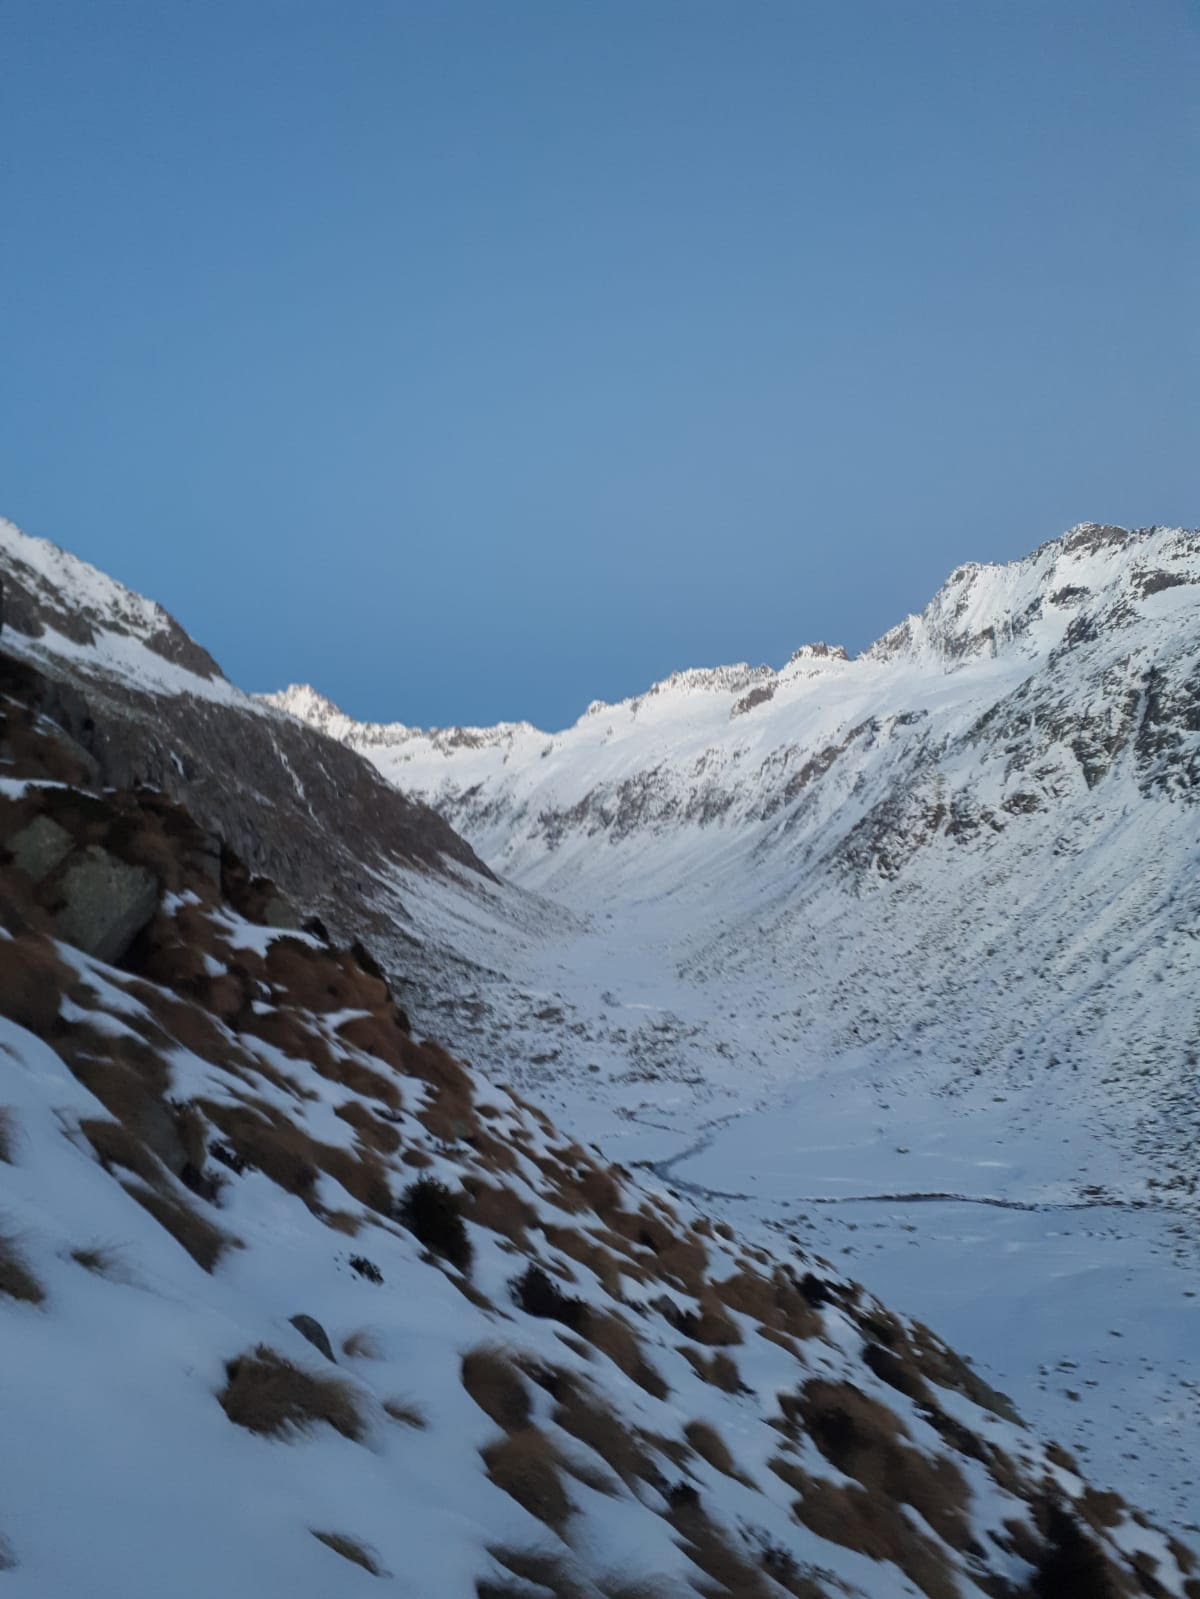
[261,893,300,931]
[7,816,74,883]
[51,846,160,964]
[289,1314,335,1363]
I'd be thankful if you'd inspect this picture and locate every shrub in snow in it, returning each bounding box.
[397,1177,472,1272]
[509,1263,587,1329]
[1030,1505,1119,1599]
[667,1481,700,1511]
[348,1254,383,1283]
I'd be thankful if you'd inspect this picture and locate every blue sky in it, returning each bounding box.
[0,1,1194,730]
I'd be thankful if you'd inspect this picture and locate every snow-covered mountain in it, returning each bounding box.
[268,521,1200,1195]
[8,529,1197,1596]
[270,521,1198,875]
[23,646,1188,1599]
[269,522,1200,1528]
[4,513,1199,1544]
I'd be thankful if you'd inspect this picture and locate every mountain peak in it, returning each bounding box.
[866,521,1197,665]
[0,517,224,684]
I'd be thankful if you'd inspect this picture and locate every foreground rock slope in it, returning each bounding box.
[3,638,1196,1593]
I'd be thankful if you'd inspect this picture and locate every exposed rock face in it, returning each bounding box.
[7,816,73,883]
[51,845,160,964]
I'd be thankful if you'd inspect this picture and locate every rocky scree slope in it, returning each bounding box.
[1,646,1196,1598]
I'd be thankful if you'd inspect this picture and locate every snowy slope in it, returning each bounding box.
[7,670,1189,1599]
[267,522,1200,1189]
[3,512,1198,1537]
[269,523,1200,1526]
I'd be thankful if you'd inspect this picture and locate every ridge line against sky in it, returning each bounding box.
[0,0,1194,729]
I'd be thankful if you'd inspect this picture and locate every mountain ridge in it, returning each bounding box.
[6,548,1195,1594]
[3,510,1198,1534]
[265,522,1195,751]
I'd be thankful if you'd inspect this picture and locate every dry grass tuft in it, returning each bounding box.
[603,1207,708,1291]
[596,1581,680,1599]
[683,1419,749,1483]
[462,1345,534,1431]
[219,1344,365,1442]
[382,1396,426,1429]
[123,1183,232,1273]
[311,1530,384,1575]
[61,1027,172,1108]
[201,1097,394,1218]
[543,1226,632,1297]
[768,1455,808,1494]
[464,1178,538,1246]
[787,1379,971,1552]
[552,1381,659,1487]
[585,1311,669,1400]
[81,1117,163,1187]
[0,1229,45,1305]
[558,1452,620,1497]
[485,1546,587,1599]
[907,1318,1019,1422]
[678,1347,744,1394]
[482,1428,573,1533]
[342,1327,383,1360]
[69,1243,127,1279]
[714,1265,821,1343]
[667,1500,774,1599]
[335,1098,402,1156]
[199,1101,319,1199]
[0,935,67,1034]
[791,1473,960,1599]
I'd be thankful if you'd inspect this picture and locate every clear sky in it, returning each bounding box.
[0,2,1194,730]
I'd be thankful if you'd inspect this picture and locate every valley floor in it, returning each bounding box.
[395,860,1200,1533]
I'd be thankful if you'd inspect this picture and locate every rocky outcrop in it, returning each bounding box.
[51,846,160,964]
